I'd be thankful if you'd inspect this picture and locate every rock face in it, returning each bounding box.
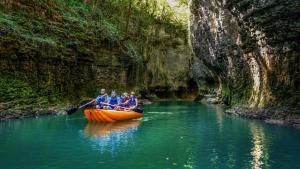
[1,37,192,97]
[0,1,193,101]
[127,31,194,98]
[0,32,192,99]
[190,0,300,110]
[0,45,126,98]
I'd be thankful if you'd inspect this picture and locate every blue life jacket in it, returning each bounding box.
[108,96,119,105]
[120,97,126,103]
[121,97,130,107]
[129,97,137,107]
[96,95,107,105]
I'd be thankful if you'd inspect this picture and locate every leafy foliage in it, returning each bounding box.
[0,77,37,102]
[0,0,190,104]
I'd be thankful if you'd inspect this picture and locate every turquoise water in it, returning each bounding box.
[1,102,300,169]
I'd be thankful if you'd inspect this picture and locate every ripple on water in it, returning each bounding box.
[146,111,174,115]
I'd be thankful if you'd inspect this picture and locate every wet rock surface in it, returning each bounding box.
[225,107,300,128]
[190,0,300,108]
[190,0,300,127]
[0,99,68,120]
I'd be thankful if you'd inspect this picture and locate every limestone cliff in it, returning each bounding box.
[0,0,192,101]
[190,0,300,111]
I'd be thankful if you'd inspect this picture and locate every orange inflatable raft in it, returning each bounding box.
[84,109,143,122]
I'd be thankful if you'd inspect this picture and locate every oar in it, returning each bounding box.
[102,102,144,113]
[131,108,144,113]
[67,99,95,115]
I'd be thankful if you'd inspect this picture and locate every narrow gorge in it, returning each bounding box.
[0,0,299,126]
[1,1,300,169]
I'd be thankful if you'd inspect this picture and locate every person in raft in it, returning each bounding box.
[128,91,138,110]
[119,92,130,109]
[105,90,121,110]
[95,88,108,109]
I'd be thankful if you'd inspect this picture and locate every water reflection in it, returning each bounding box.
[249,122,270,169]
[83,120,141,155]
[84,120,141,139]
[215,106,225,130]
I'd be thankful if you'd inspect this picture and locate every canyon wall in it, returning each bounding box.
[0,0,193,102]
[190,0,300,110]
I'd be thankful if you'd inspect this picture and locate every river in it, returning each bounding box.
[0,101,300,169]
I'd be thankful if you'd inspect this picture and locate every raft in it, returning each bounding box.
[84,109,143,122]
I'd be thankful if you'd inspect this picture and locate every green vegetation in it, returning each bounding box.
[0,0,190,118]
[0,76,37,103]
[0,76,60,118]
[0,0,188,57]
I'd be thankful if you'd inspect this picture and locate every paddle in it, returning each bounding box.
[102,102,144,113]
[131,108,144,113]
[67,99,95,115]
